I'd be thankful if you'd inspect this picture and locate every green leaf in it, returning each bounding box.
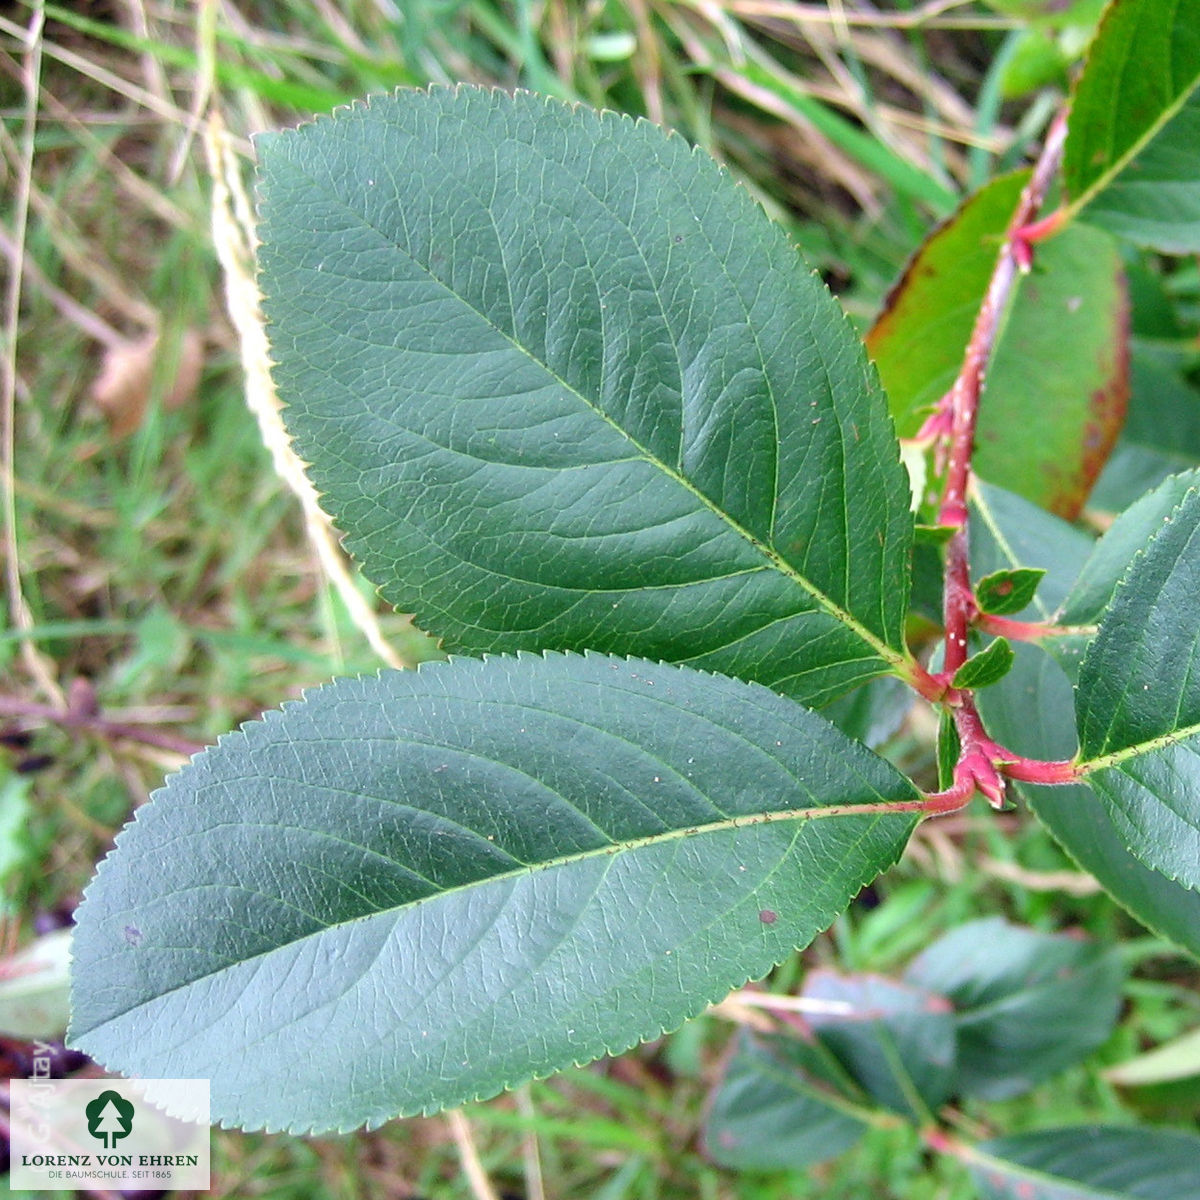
[802,970,957,1118]
[905,918,1124,1100]
[256,87,916,707]
[952,638,1015,690]
[938,710,961,791]
[1091,351,1200,513]
[975,568,1047,616]
[974,477,1200,955]
[869,173,1025,433]
[969,482,1095,680]
[68,653,918,1133]
[1076,486,1200,890]
[1063,0,1200,219]
[1081,90,1200,252]
[973,482,1200,956]
[868,175,1129,518]
[977,642,1200,960]
[1061,468,1200,625]
[969,1126,1200,1199]
[705,1030,869,1171]
[1000,28,1071,99]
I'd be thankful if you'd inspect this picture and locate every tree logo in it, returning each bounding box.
[84,1090,135,1149]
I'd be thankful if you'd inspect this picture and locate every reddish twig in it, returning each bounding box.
[974,612,1096,641]
[934,111,1069,536]
[922,110,1075,809]
[0,681,204,758]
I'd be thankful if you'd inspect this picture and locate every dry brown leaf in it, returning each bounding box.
[88,327,204,437]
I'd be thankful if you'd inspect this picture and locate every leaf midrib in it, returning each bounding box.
[1078,717,1200,774]
[1069,48,1200,219]
[274,154,908,672]
[960,1141,1144,1200]
[83,797,918,1035]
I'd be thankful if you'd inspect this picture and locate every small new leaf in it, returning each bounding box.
[952,638,1015,690]
[915,523,957,546]
[937,710,961,790]
[975,568,1046,616]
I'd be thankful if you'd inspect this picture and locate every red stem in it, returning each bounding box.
[936,111,1069,534]
[927,111,1070,808]
[997,755,1079,785]
[0,692,204,757]
[975,612,1093,641]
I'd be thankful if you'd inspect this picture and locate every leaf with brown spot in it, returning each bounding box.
[867,173,1130,518]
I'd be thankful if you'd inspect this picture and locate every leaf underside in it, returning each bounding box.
[906,917,1123,1100]
[255,87,914,707]
[705,1030,868,1171]
[802,970,956,1117]
[68,653,918,1133]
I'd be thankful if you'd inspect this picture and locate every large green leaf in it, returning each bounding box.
[1061,468,1200,625]
[1076,486,1200,890]
[969,1126,1200,1199]
[969,487,1200,959]
[256,87,916,707]
[905,918,1123,1100]
[867,176,1128,518]
[1081,91,1200,252]
[68,653,918,1133]
[1063,0,1200,220]
[978,643,1200,960]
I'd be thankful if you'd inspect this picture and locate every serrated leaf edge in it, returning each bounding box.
[254,85,917,683]
[1075,483,1200,766]
[70,650,920,1134]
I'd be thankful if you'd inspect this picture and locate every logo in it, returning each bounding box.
[10,1077,210,1191]
[84,1090,135,1149]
